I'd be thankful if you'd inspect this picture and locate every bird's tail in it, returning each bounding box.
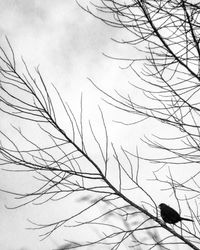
[181,217,193,222]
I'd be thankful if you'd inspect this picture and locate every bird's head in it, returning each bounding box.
[159,203,166,209]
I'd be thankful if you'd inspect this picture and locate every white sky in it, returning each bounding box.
[0,1,196,250]
[0,1,135,249]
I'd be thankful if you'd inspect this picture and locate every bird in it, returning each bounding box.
[159,203,193,224]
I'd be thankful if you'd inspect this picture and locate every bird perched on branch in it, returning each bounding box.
[159,203,193,224]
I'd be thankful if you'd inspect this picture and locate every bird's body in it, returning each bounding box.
[159,203,193,224]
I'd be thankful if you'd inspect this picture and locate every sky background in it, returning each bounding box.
[0,1,137,249]
[0,1,194,250]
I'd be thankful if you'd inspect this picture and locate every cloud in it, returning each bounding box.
[0,1,124,250]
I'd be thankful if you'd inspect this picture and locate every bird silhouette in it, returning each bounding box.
[159,203,193,224]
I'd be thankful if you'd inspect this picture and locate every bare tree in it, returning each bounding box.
[0,0,200,249]
[79,0,200,248]
[0,38,162,250]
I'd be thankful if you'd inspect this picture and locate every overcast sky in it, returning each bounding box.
[0,1,194,250]
[0,1,133,250]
